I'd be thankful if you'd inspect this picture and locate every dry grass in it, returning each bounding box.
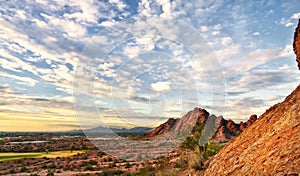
[0,150,87,161]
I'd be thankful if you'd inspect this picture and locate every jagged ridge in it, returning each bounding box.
[144,107,257,142]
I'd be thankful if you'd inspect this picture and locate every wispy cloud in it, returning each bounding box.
[0,0,299,131]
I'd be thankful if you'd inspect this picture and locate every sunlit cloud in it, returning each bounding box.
[0,0,299,131]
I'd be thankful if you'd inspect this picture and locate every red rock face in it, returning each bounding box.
[205,85,300,175]
[205,21,300,176]
[172,107,209,135]
[147,118,179,137]
[293,19,300,70]
[145,108,210,137]
[212,115,257,142]
[144,107,256,142]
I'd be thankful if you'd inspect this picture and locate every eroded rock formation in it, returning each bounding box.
[205,20,300,176]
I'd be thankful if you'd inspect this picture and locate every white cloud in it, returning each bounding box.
[279,44,294,58]
[150,81,171,92]
[291,12,300,19]
[98,62,115,70]
[109,0,127,11]
[123,46,140,58]
[0,71,38,86]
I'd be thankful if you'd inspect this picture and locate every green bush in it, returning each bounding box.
[125,162,131,168]
[114,169,123,175]
[46,172,54,176]
[21,166,27,172]
[203,142,224,159]
[85,164,94,171]
[99,171,110,176]
[98,151,105,157]
[88,160,98,165]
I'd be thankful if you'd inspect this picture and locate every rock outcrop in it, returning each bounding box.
[293,19,300,69]
[144,108,209,137]
[144,107,256,142]
[212,115,257,142]
[146,118,179,137]
[205,20,300,176]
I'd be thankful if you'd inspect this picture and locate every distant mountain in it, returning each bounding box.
[142,107,256,143]
[204,20,300,175]
[85,126,153,135]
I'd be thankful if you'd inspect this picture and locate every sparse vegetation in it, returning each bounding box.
[114,169,123,175]
[125,162,131,168]
[46,171,54,176]
[85,164,94,171]
[203,142,224,159]
[21,166,27,172]
[99,171,110,176]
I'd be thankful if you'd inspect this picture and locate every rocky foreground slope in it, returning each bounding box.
[204,20,300,176]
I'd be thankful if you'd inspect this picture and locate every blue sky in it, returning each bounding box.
[0,0,299,131]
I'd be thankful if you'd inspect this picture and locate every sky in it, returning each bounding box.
[0,0,300,132]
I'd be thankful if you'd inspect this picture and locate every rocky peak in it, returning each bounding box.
[144,107,256,142]
[145,107,209,138]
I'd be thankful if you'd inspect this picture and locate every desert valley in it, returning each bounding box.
[0,1,300,176]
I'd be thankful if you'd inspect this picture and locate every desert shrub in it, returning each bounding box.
[21,166,27,172]
[99,171,110,176]
[85,164,94,171]
[125,162,131,168]
[188,154,203,171]
[114,169,123,175]
[88,160,98,165]
[46,172,54,176]
[108,157,113,162]
[175,160,187,168]
[48,163,56,169]
[203,142,224,159]
[180,136,198,150]
[98,151,105,157]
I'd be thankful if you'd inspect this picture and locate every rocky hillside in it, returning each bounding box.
[143,107,256,142]
[205,20,300,176]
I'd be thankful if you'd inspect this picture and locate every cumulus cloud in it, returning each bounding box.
[291,12,300,19]
[0,0,299,129]
[150,81,171,92]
